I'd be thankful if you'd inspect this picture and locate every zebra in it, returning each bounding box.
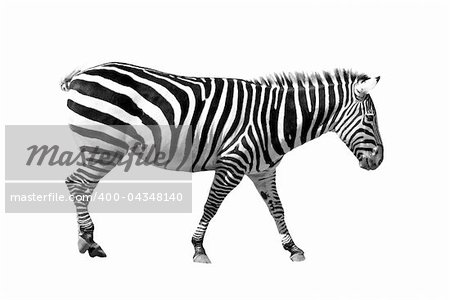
[60,62,383,262]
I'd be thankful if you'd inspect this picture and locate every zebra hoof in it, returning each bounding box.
[88,244,107,258]
[193,254,211,264]
[290,252,305,262]
[78,237,90,254]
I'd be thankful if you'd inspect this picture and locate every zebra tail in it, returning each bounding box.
[60,69,82,91]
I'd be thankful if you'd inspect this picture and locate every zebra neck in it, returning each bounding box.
[273,79,351,154]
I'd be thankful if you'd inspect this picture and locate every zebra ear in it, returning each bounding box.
[355,76,380,95]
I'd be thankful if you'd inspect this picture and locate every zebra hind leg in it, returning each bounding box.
[248,169,305,262]
[66,147,125,258]
[66,172,107,257]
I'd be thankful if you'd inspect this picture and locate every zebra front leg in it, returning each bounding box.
[248,169,305,262]
[192,164,244,263]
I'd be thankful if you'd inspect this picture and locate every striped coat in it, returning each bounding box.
[61,62,383,262]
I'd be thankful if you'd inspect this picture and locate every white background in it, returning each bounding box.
[1,0,449,299]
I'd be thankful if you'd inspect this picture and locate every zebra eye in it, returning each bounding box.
[365,114,374,122]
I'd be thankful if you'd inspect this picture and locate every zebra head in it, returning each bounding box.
[334,75,383,170]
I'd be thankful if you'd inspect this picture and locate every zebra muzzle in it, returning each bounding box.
[359,145,383,170]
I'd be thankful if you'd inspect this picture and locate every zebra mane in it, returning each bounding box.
[251,69,368,89]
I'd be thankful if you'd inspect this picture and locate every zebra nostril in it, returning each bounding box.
[372,145,383,156]
[374,145,384,165]
[373,146,380,155]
